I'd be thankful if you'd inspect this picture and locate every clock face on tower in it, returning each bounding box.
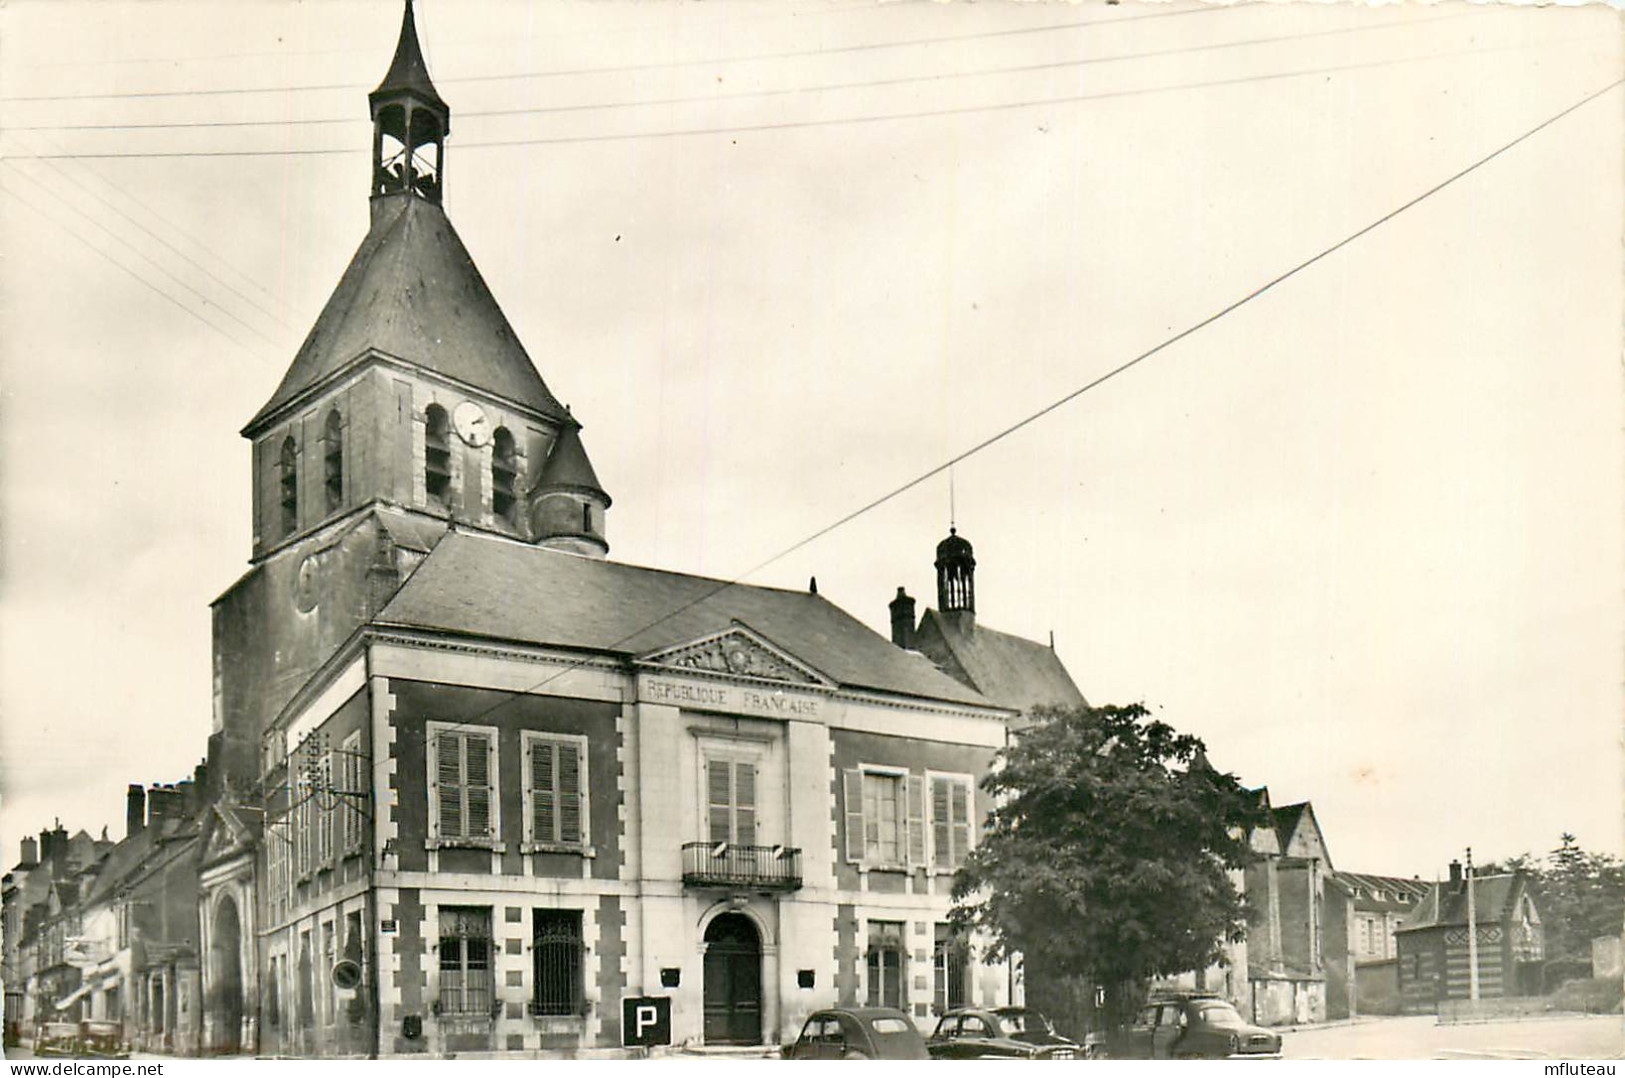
[452,401,489,447]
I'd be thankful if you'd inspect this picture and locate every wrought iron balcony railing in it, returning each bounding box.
[681,841,802,891]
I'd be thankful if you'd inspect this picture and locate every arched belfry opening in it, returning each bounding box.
[935,527,976,615]
[369,1,449,204]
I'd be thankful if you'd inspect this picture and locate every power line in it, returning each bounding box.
[5,35,1585,162]
[1,3,1233,104]
[4,12,1468,135]
[408,75,1622,740]
[0,176,274,365]
[7,133,297,333]
[0,161,282,361]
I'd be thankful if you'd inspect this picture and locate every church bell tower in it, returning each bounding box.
[213,0,613,789]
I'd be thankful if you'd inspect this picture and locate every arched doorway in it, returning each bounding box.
[702,913,762,1045]
[208,895,244,1054]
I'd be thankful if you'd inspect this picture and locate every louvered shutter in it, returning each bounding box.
[906,774,926,866]
[950,780,970,867]
[931,778,952,869]
[734,762,757,846]
[708,760,732,844]
[531,739,556,844]
[436,732,463,838]
[557,741,583,846]
[843,769,865,863]
[464,733,493,838]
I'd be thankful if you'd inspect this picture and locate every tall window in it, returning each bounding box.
[323,409,343,514]
[866,921,905,1008]
[844,766,925,868]
[321,921,336,1024]
[931,775,973,870]
[430,725,496,845]
[341,731,365,855]
[424,404,451,505]
[437,907,492,1016]
[532,910,584,1016]
[933,925,968,1014]
[523,733,587,850]
[706,758,757,846]
[863,772,903,864]
[491,427,517,524]
[279,435,298,536]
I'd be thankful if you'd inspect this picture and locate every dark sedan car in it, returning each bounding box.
[1114,994,1282,1059]
[927,1007,1080,1059]
[784,1007,930,1060]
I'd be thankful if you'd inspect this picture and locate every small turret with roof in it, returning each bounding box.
[530,412,612,557]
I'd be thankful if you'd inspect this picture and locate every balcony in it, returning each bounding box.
[681,842,802,891]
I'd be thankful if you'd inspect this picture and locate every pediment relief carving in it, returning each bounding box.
[640,625,828,686]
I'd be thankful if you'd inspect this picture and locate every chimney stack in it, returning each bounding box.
[1448,859,1463,891]
[18,837,37,867]
[147,786,183,830]
[889,587,916,649]
[127,785,147,838]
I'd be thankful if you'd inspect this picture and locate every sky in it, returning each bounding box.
[0,0,1619,882]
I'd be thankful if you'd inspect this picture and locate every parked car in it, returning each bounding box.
[1112,993,1282,1059]
[784,1007,930,1060]
[927,1007,1080,1059]
[33,1021,81,1057]
[77,1019,128,1058]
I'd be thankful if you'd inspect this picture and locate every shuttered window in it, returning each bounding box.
[524,733,589,850]
[930,774,973,870]
[705,758,757,846]
[430,726,497,845]
[341,731,365,854]
[844,767,929,868]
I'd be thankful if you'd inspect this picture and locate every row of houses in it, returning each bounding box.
[1,1,1545,1057]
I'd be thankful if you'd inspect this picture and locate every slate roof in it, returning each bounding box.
[1399,873,1527,932]
[79,817,197,909]
[245,195,566,432]
[374,532,995,707]
[912,608,1085,715]
[1336,871,1432,913]
[370,0,447,116]
[538,420,609,502]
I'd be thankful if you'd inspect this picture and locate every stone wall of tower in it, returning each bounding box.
[212,512,423,791]
[250,366,562,563]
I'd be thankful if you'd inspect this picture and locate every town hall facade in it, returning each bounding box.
[192,2,1084,1057]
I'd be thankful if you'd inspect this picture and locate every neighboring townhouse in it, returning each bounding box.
[1333,871,1431,1014]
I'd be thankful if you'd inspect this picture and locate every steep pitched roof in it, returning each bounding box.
[537,420,609,502]
[912,609,1085,715]
[1399,873,1528,932]
[369,0,447,116]
[374,532,995,707]
[245,195,566,432]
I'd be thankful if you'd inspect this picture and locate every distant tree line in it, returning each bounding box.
[1483,833,1624,985]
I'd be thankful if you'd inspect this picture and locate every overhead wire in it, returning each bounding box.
[1,2,1235,105]
[381,74,1623,743]
[4,34,1590,161]
[6,131,298,333]
[2,11,1470,135]
[0,174,277,365]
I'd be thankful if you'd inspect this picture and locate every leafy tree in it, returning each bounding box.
[950,702,1269,1029]
[1479,833,1624,985]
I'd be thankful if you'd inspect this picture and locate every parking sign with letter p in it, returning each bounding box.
[622,995,671,1047]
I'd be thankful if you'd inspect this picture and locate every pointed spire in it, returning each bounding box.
[371,0,447,116]
[537,419,610,503]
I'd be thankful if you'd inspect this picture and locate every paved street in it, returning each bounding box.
[1283,1015,1623,1060]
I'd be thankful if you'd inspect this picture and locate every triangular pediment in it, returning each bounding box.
[200,803,258,868]
[638,622,832,686]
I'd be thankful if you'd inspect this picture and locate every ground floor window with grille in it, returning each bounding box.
[933,924,968,1014]
[532,909,584,1016]
[866,920,906,1009]
[438,907,492,1016]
